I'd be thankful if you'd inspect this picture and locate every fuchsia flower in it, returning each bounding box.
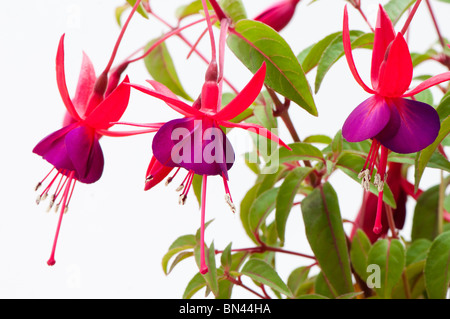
[130,61,290,273]
[341,5,450,234]
[33,35,134,266]
[254,0,300,32]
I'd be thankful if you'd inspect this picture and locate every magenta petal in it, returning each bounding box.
[378,98,440,154]
[33,125,77,173]
[152,118,235,176]
[65,125,104,184]
[342,95,391,142]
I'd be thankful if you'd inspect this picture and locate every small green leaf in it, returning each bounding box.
[126,0,149,19]
[239,184,261,243]
[183,272,206,299]
[272,142,325,166]
[350,229,372,282]
[115,4,130,27]
[424,231,450,299]
[162,235,197,275]
[392,261,426,299]
[384,0,417,25]
[219,0,247,22]
[175,0,211,21]
[303,134,332,145]
[297,294,329,299]
[287,267,311,297]
[194,242,219,297]
[301,183,354,297]
[275,167,313,243]
[248,188,279,243]
[144,39,193,101]
[241,259,293,297]
[412,185,442,241]
[315,31,374,93]
[406,239,432,266]
[367,239,405,299]
[227,20,317,116]
[221,243,233,270]
[192,174,203,208]
[436,91,450,121]
[415,116,450,190]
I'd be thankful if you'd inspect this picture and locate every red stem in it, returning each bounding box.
[400,0,423,35]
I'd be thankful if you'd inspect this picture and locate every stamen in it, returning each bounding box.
[35,168,56,192]
[166,168,181,186]
[199,174,209,275]
[372,146,389,235]
[222,173,236,213]
[47,171,75,266]
[178,171,195,204]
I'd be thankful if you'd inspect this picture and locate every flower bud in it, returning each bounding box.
[254,0,300,32]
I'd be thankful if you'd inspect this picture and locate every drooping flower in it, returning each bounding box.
[341,5,450,234]
[130,60,289,273]
[254,0,300,32]
[32,35,135,266]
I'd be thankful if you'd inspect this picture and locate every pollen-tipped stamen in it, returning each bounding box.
[199,174,209,274]
[222,173,236,213]
[179,170,195,205]
[47,171,75,266]
[373,145,389,234]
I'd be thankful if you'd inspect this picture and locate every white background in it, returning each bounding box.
[0,0,448,299]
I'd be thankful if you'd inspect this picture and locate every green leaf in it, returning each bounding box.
[384,0,417,25]
[144,38,193,101]
[392,261,426,299]
[436,91,450,121]
[275,167,313,243]
[241,259,293,297]
[192,174,203,208]
[248,188,279,243]
[175,0,211,21]
[301,182,354,297]
[297,294,329,299]
[183,272,206,299]
[412,185,442,241]
[303,134,332,145]
[315,31,374,93]
[415,116,450,190]
[336,152,397,208]
[219,0,247,22]
[162,235,197,275]
[115,4,130,27]
[388,151,450,172]
[350,229,372,282]
[406,239,432,266]
[194,242,219,297]
[287,267,311,297]
[425,231,450,299]
[126,0,149,19]
[227,20,317,116]
[220,243,233,270]
[367,239,405,299]
[314,271,336,298]
[239,183,261,243]
[272,142,325,167]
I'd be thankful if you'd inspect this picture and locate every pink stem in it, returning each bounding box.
[200,175,209,274]
[103,0,142,74]
[400,0,423,35]
[201,0,217,61]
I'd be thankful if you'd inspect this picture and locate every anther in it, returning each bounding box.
[225,194,236,213]
[145,175,153,183]
[165,177,173,186]
[35,182,42,192]
[176,184,184,192]
[179,194,187,205]
[36,195,42,205]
